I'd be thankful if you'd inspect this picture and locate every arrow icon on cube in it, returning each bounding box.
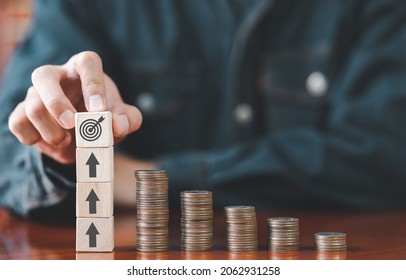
[86,153,99,178]
[86,189,100,214]
[86,223,100,247]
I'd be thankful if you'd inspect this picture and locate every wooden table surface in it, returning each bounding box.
[1,207,405,260]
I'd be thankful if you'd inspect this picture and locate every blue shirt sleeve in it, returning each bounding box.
[0,0,106,219]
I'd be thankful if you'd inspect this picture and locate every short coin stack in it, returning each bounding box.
[181,190,213,251]
[314,232,347,252]
[135,170,169,252]
[268,217,299,251]
[225,206,258,251]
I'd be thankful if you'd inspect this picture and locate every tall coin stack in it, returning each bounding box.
[135,170,169,252]
[314,232,347,252]
[225,206,258,251]
[181,190,213,251]
[268,217,299,251]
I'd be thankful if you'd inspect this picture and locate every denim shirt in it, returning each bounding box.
[1,0,406,220]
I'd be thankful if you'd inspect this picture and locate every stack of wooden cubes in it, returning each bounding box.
[75,112,114,252]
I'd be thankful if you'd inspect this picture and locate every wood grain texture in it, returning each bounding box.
[76,147,114,182]
[2,207,406,259]
[76,252,115,260]
[76,217,114,252]
[75,111,113,148]
[76,182,114,218]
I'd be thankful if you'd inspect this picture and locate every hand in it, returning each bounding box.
[8,51,142,164]
[114,153,156,208]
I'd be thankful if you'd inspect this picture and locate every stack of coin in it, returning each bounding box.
[180,190,213,251]
[314,232,347,252]
[225,206,258,251]
[267,217,299,251]
[134,170,169,252]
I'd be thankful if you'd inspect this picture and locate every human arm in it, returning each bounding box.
[114,153,155,208]
[0,0,143,219]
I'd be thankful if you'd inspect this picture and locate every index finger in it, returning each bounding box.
[68,51,107,112]
[31,65,77,129]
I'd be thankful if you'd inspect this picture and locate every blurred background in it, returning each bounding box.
[0,0,33,79]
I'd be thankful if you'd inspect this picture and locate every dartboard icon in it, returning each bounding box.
[79,117,104,142]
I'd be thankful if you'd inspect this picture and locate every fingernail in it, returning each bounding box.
[116,115,129,136]
[59,109,75,129]
[88,94,105,111]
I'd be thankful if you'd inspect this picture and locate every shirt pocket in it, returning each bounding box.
[258,46,332,132]
[124,60,211,155]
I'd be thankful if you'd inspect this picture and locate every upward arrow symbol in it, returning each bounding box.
[86,153,99,178]
[86,223,100,248]
[86,189,100,214]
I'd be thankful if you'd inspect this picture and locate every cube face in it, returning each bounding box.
[75,111,115,252]
[76,182,113,218]
[75,112,113,148]
[76,147,114,182]
[76,217,114,252]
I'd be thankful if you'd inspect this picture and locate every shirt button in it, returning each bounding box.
[306,71,328,97]
[135,92,155,113]
[233,103,253,125]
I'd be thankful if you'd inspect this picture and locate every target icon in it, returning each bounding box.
[79,116,105,142]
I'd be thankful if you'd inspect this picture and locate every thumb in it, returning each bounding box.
[103,74,142,138]
[111,103,143,138]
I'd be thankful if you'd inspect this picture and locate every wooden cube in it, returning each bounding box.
[76,182,113,218]
[75,112,113,148]
[76,217,114,252]
[76,147,114,182]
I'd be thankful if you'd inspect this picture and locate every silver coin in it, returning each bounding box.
[267,217,300,252]
[314,232,347,252]
[180,190,213,251]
